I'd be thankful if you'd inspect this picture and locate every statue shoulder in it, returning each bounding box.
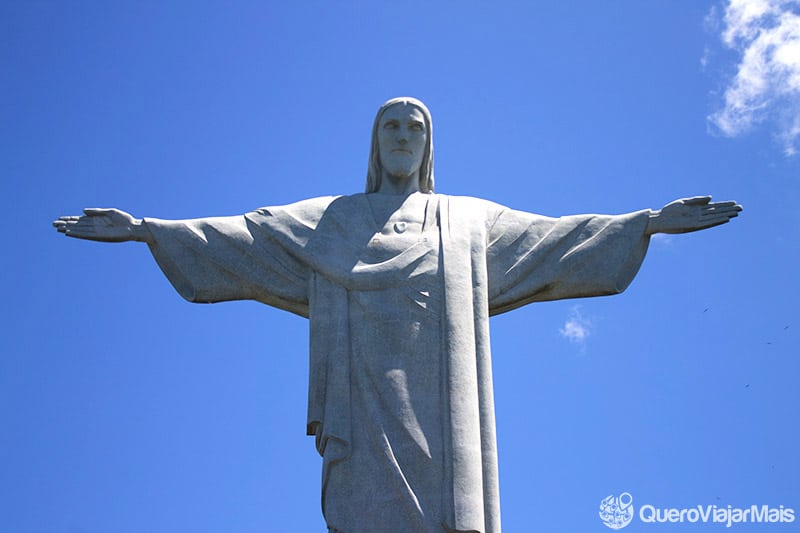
[250,195,338,217]
[437,194,507,216]
[253,195,339,212]
[243,196,339,233]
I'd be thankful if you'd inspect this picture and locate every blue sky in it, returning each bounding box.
[2,1,798,531]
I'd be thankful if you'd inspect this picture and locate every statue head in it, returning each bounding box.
[366,97,434,194]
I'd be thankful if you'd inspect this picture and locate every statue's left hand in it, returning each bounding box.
[647,196,742,235]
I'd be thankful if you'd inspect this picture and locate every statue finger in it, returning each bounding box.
[705,200,738,209]
[707,204,742,215]
[67,223,97,232]
[53,218,82,230]
[699,215,734,228]
[703,207,740,218]
[70,221,103,234]
[65,227,97,238]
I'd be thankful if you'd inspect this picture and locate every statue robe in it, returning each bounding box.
[144,193,651,533]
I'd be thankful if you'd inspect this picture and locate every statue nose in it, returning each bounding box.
[398,137,408,144]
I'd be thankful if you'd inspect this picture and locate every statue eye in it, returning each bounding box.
[410,123,424,132]
[383,121,398,130]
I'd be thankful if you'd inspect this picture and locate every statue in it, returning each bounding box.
[54,97,741,533]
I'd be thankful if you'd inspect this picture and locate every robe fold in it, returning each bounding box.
[144,193,651,533]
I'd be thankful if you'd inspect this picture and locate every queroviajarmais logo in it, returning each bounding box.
[599,492,634,529]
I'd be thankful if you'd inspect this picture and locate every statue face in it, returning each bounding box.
[377,104,427,181]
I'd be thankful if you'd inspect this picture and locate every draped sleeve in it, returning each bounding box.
[486,207,651,315]
[143,196,336,318]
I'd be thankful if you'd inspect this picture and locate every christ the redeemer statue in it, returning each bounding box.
[54,97,741,533]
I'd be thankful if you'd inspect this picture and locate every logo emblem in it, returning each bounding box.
[599,492,634,529]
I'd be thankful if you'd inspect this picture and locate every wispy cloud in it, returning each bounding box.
[707,0,800,155]
[559,306,592,349]
[649,233,674,249]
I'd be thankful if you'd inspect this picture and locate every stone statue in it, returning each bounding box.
[54,97,741,533]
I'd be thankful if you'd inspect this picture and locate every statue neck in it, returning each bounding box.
[377,170,421,195]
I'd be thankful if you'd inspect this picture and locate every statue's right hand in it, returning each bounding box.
[53,208,148,243]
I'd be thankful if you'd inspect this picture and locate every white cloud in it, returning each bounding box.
[650,233,674,248]
[559,306,592,347]
[701,46,712,69]
[708,0,800,155]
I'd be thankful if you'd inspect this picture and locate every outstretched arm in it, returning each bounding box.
[646,196,742,235]
[53,208,153,243]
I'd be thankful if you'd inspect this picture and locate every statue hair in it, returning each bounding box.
[365,97,435,194]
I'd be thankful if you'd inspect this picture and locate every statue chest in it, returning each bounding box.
[364,194,435,259]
